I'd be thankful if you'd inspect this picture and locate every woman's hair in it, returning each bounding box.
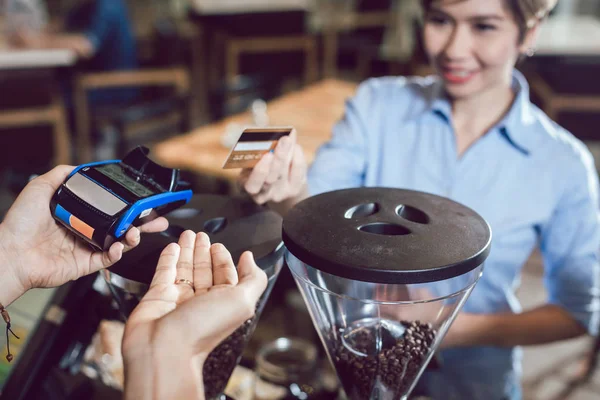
[421,0,558,41]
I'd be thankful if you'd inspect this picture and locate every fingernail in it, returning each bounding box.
[113,242,124,255]
[197,232,211,245]
[211,243,225,252]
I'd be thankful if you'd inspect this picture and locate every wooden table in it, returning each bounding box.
[189,1,318,99]
[153,79,358,181]
[0,48,76,70]
[189,0,310,15]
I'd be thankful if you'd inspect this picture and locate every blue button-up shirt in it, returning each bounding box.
[307,71,600,400]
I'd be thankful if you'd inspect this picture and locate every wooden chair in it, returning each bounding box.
[0,85,70,166]
[202,25,318,122]
[201,11,318,89]
[74,67,191,163]
[223,34,319,86]
[316,0,395,79]
[529,71,600,121]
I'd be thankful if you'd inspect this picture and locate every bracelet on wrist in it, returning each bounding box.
[0,302,20,362]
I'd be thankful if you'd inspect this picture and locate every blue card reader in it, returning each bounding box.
[50,146,192,251]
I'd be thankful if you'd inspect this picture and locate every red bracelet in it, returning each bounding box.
[0,302,19,362]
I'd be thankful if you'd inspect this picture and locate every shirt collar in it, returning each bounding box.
[421,69,536,155]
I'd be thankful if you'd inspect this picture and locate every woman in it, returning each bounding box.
[0,166,267,400]
[239,0,600,399]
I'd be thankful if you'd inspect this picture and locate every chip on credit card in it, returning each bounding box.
[223,127,293,169]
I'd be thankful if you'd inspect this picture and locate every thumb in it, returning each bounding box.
[34,165,76,193]
[237,251,268,301]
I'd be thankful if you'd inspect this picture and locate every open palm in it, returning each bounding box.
[123,230,267,362]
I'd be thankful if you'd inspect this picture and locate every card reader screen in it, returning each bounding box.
[95,163,157,198]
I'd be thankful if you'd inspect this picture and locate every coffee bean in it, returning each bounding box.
[332,320,437,398]
[203,311,257,398]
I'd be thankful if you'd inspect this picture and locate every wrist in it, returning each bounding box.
[464,314,505,347]
[442,313,503,349]
[153,352,202,399]
[123,339,204,400]
[123,349,153,400]
[0,224,29,306]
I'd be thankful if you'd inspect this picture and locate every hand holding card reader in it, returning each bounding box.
[50,147,193,251]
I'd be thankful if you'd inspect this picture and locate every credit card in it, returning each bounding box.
[223,127,293,169]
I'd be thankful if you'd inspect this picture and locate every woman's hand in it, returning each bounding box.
[0,165,169,306]
[238,129,308,208]
[122,231,268,400]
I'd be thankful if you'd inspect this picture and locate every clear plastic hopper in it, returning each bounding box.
[282,188,492,400]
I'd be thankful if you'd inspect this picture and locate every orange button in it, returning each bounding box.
[69,215,95,240]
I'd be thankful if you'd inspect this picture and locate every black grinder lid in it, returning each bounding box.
[282,188,492,284]
[109,194,284,285]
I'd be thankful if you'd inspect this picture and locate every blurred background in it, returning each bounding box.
[0,1,600,399]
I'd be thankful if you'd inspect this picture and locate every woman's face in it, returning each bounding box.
[423,0,533,100]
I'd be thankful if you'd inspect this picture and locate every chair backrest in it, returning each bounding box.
[148,17,189,68]
[356,0,393,12]
[208,74,281,121]
[74,67,191,162]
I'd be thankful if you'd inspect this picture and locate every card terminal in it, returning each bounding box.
[50,146,192,251]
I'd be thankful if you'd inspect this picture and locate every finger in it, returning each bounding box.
[95,241,125,270]
[149,243,180,289]
[122,217,169,252]
[237,169,253,194]
[265,135,294,185]
[244,152,274,195]
[193,232,213,294]
[34,165,75,193]
[238,168,252,186]
[253,184,273,206]
[138,217,169,233]
[237,251,259,281]
[176,230,196,300]
[122,226,141,252]
[270,144,303,201]
[211,243,238,287]
[269,173,288,203]
[288,144,307,189]
[237,251,268,301]
[280,129,298,181]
